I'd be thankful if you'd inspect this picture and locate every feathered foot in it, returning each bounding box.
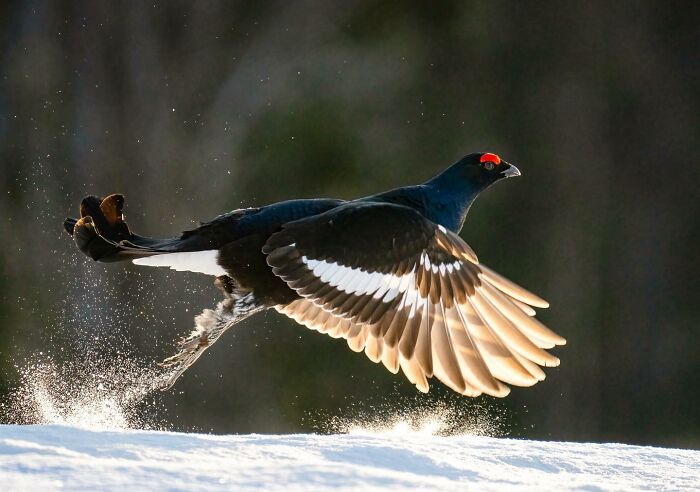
[157,290,263,390]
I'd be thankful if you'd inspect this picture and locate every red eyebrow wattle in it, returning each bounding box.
[480,153,501,165]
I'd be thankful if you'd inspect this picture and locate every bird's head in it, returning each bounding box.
[426,152,520,195]
[421,152,521,231]
[455,152,520,188]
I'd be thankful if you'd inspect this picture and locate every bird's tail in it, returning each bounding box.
[63,194,188,263]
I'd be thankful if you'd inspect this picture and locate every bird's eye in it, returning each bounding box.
[483,161,495,171]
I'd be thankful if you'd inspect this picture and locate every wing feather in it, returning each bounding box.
[430,302,466,393]
[480,281,566,346]
[381,344,400,374]
[455,301,537,387]
[266,202,564,397]
[478,264,549,308]
[469,291,560,367]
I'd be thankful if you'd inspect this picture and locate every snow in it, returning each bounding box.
[1,425,698,491]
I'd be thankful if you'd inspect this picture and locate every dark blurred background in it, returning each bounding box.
[1,1,698,447]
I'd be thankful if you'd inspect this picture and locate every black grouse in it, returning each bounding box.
[64,152,565,396]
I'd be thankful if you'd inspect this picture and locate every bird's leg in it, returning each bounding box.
[157,288,263,390]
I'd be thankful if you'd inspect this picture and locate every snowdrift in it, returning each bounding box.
[1,424,698,491]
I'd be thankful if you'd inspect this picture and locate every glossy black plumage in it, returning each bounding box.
[64,152,565,395]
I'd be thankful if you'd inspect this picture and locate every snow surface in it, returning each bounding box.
[1,424,698,491]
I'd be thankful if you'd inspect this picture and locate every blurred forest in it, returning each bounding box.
[1,1,698,447]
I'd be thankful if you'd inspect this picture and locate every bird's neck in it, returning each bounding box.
[422,187,477,233]
[372,183,477,233]
[421,170,485,232]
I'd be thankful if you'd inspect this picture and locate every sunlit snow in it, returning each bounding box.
[1,425,698,491]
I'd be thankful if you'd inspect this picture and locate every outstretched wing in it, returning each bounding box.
[263,201,565,397]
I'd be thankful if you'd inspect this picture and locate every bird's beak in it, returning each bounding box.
[501,162,521,178]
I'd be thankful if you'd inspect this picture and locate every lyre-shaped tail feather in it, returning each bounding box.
[64,194,180,262]
[64,194,207,263]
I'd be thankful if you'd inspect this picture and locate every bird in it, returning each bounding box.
[63,152,565,396]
